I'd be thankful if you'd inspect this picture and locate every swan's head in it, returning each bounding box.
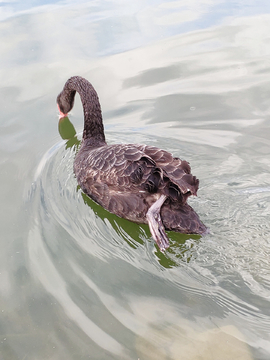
[57,103,68,119]
[57,90,75,118]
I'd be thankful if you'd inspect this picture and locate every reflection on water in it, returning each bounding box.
[58,116,80,149]
[1,0,270,359]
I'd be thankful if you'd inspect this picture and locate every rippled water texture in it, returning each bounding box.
[1,1,270,359]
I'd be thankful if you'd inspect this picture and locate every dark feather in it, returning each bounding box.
[57,76,207,251]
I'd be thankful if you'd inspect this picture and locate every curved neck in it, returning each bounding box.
[58,76,106,147]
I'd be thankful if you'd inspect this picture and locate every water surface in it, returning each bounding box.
[1,1,270,359]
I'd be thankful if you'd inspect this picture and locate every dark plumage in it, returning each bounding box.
[57,76,207,251]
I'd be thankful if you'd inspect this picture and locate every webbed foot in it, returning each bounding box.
[146,195,169,252]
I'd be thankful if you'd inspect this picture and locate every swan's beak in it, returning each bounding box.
[57,103,68,119]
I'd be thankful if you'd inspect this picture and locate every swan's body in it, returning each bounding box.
[57,76,206,251]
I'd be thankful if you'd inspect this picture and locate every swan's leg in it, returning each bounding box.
[146,194,169,252]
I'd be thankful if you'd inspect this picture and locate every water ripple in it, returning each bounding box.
[26,134,270,358]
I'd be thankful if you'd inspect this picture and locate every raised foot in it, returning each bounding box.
[146,195,169,252]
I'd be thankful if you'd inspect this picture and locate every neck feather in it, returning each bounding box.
[59,76,106,147]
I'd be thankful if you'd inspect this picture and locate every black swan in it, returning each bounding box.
[57,76,207,251]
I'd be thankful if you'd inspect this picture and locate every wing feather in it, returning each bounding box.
[74,143,198,206]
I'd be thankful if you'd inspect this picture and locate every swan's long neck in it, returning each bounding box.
[57,76,106,147]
